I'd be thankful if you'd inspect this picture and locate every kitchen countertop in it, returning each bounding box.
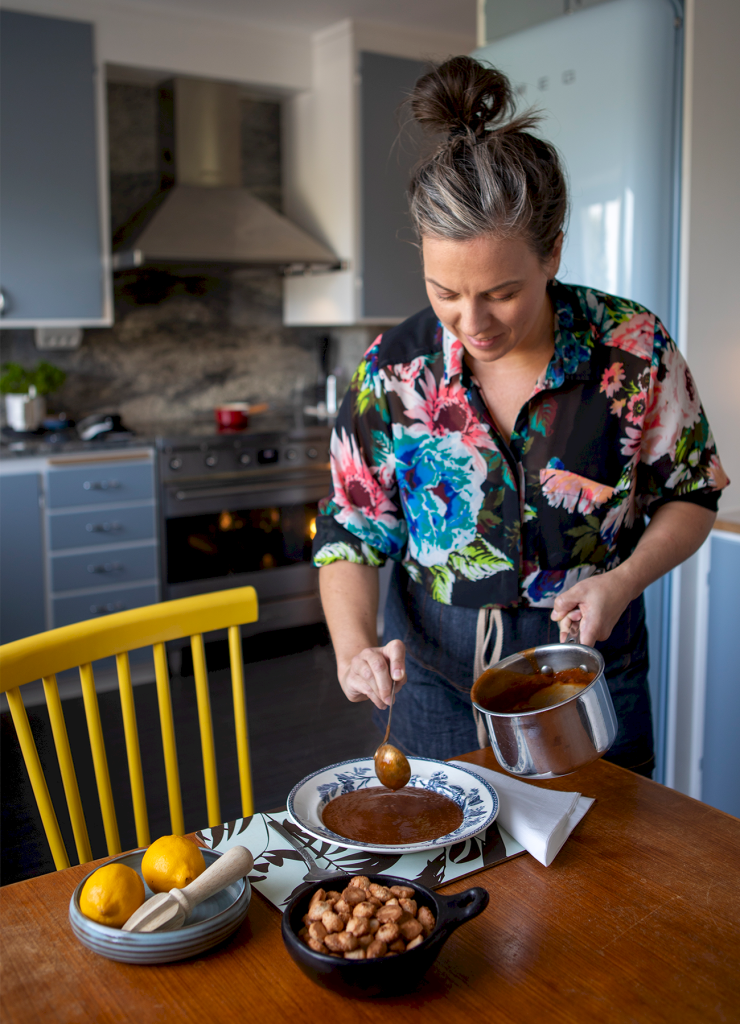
[0,435,152,460]
[714,508,740,535]
[0,412,333,461]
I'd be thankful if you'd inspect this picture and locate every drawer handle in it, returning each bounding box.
[90,602,125,615]
[85,522,123,533]
[83,480,121,491]
[87,562,124,574]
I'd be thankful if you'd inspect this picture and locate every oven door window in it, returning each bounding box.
[166,503,319,584]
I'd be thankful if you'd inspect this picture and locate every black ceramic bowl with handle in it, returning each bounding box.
[281,872,489,997]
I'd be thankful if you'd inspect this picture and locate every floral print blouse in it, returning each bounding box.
[312,281,728,609]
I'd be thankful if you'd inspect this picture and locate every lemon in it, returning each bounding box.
[141,834,206,893]
[79,863,145,928]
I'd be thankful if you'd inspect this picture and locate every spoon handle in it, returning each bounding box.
[267,820,338,881]
[380,677,397,746]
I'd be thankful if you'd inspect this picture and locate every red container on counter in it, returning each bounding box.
[214,402,269,432]
[214,403,251,432]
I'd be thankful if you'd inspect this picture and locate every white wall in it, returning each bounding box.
[668,0,740,798]
[679,0,740,514]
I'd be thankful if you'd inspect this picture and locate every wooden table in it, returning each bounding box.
[2,749,739,1024]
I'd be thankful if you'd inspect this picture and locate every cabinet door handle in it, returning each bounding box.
[83,480,121,491]
[89,602,125,614]
[87,562,124,574]
[85,522,123,533]
[0,287,6,316]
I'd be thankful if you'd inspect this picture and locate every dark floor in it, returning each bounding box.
[1,624,381,885]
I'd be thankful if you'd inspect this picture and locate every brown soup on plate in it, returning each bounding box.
[321,787,463,845]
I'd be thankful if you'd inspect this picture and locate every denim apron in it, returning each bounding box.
[375,562,655,778]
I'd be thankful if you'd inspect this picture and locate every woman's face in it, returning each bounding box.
[422,233,562,366]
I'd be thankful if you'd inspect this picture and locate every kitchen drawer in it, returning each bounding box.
[51,543,157,593]
[49,504,156,551]
[52,584,159,628]
[47,461,154,508]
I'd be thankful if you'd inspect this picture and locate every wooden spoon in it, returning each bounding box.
[373,678,411,791]
[122,845,253,933]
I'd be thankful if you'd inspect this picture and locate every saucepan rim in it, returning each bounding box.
[471,641,606,718]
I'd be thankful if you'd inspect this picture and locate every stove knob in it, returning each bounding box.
[204,454,218,468]
[239,452,252,465]
[307,447,318,459]
[169,457,183,471]
[285,448,297,460]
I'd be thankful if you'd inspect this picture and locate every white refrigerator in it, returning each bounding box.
[474,0,684,782]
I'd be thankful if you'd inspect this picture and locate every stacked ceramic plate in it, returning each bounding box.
[69,848,250,964]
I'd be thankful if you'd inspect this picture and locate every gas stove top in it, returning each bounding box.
[157,422,332,482]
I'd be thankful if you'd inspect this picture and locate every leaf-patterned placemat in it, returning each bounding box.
[196,813,525,910]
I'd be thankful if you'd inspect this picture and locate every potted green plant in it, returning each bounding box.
[0,361,67,432]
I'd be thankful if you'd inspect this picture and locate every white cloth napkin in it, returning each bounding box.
[450,761,595,867]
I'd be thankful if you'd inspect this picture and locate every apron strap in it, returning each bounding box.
[472,607,504,748]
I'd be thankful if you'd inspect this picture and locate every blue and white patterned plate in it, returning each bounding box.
[287,757,499,855]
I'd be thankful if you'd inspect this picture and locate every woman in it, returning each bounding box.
[312,57,727,776]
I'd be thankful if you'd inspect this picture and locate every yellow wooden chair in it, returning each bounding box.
[0,586,258,871]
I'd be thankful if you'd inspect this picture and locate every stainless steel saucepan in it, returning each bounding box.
[470,642,617,779]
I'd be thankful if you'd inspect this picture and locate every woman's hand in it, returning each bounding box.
[551,572,634,647]
[339,639,407,710]
[319,561,407,709]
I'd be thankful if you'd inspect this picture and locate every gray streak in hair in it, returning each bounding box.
[407,57,569,264]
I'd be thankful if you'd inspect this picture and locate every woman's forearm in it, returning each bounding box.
[319,561,380,675]
[319,561,406,708]
[552,501,716,645]
[611,501,716,601]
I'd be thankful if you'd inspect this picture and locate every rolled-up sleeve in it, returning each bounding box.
[637,321,729,515]
[312,338,407,568]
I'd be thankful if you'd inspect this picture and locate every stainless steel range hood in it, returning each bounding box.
[112,78,339,274]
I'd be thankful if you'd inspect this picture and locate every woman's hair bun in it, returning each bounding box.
[410,55,515,138]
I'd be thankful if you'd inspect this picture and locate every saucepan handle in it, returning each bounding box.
[564,620,581,643]
[435,886,490,934]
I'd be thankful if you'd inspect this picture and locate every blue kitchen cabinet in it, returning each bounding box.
[0,10,111,326]
[359,51,429,321]
[701,531,740,818]
[0,472,46,644]
[48,505,156,551]
[46,461,156,508]
[46,454,160,629]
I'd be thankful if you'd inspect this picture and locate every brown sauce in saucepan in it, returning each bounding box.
[321,787,463,845]
[473,666,596,714]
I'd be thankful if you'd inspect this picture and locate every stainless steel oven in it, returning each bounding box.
[157,425,332,637]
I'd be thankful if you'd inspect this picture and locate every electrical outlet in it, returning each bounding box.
[34,327,83,350]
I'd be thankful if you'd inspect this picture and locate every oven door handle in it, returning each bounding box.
[171,477,330,502]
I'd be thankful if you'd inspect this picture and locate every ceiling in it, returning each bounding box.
[116,0,477,35]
